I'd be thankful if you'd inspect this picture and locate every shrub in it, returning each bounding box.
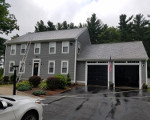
[0,76,3,85]
[67,73,71,86]
[3,76,9,83]
[54,74,67,89]
[142,83,148,89]
[17,85,31,91]
[46,77,60,90]
[16,80,31,88]
[32,90,46,96]
[29,76,41,88]
[16,80,32,91]
[0,68,3,78]
[39,80,48,90]
[10,74,15,83]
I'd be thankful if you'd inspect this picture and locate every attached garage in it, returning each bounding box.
[88,65,108,86]
[77,41,148,89]
[115,65,139,88]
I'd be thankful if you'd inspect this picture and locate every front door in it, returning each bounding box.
[32,59,40,76]
[33,63,39,76]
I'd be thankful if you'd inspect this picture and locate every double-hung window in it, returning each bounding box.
[20,44,27,55]
[49,42,56,54]
[61,60,68,74]
[19,61,25,73]
[62,41,69,54]
[34,43,41,54]
[10,45,16,55]
[9,61,15,73]
[48,61,55,74]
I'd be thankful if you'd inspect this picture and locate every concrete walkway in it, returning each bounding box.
[0,85,39,98]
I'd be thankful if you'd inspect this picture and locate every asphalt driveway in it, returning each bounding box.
[42,86,150,120]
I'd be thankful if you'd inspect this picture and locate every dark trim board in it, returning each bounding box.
[87,65,108,86]
[115,65,139,88]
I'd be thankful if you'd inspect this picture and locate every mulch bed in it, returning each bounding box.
[22,84,77,97]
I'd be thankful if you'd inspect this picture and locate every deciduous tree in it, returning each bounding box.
[0,0,19,35]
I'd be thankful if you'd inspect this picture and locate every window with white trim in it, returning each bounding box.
[48,61,55,74]
[49,42,56,54]
[34,43,41,54]
[19,61,25,73]
[61,61,68,74]
[10,45,16,55]
[62,41,69,53]
[9,61,15,73]
[20,44,27,55]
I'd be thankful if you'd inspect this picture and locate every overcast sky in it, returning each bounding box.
[1,0,150,40]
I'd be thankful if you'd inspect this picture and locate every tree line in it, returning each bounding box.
[34,13,150,57]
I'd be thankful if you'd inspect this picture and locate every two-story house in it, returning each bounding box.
[4,27,148,89]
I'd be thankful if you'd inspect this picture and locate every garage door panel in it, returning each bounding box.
[115,65,139,87]
[88,65,108,86]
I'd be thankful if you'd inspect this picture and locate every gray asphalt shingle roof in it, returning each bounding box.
[5,28,87,44]
[77,41,148,60]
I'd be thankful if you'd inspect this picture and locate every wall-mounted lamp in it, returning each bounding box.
[70,42,73,46]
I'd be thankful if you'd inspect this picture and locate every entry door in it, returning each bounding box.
[32,60,40,76]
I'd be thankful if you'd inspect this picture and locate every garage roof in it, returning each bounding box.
[5,28,87,44]
[77,41,148,61]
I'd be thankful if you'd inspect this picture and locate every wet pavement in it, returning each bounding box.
[42,86,150,120]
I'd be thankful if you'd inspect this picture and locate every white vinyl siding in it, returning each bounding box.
[20,44,27,55]
[10,45,16,55]
[49,42,56,54]
[19,61,25,73]
[61,60,68,74]
[34,43,41,54]
[62,41,69,54]
[9,61,15,73]
[48,61,55,74]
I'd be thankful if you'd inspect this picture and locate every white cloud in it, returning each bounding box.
[2,0,150,39]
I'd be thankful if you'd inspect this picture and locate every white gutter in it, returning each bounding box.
[74,39,77,83]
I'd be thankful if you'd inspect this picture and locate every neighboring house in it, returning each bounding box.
[4,28,148,89]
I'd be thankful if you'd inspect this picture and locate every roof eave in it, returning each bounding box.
[77,58,148,61]
[5,38,75,45]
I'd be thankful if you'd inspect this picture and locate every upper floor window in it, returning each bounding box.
[48,61,55,74]
[49,42,56,54]
[19,61,25,73]
[34,43,41,54]
[20,44,27,55]
[10,45,16,55]
[61,60,68,74]
[62,41,69,54]
[9,61,15,73]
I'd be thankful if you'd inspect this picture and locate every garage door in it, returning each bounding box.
[115,65,139,87]
[88,65,108,86]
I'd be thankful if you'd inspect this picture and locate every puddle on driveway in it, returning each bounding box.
[61,85,150,99]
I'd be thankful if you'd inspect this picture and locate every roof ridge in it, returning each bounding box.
[26,27,87,35]
[90,41,142,46]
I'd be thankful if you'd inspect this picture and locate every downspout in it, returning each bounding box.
[74,39,77,84]
[146,60,148,85]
